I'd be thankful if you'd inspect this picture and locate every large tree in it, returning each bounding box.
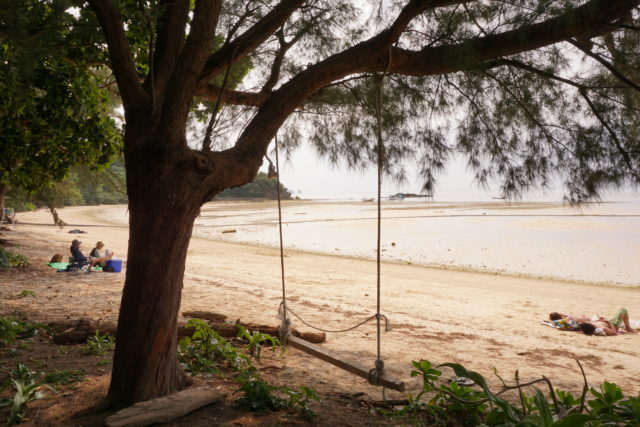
[0,0,122,221]
[45,0,640,406]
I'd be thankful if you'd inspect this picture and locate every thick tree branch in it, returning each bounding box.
[197,0,304,87]
[151,0,189,97]
[196,85,269,106]
[159,0,221,139]
[387,0,639,76]
[261,29,289,93]
[384,0,470,43]
[88,0,148,110]
[198,0,638,193]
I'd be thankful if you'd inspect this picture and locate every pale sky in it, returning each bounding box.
[270,144,639,203]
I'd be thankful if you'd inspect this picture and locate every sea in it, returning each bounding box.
[98,189,640,287]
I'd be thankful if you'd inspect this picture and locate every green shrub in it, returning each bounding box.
[0,249,30,270]
[0,317,45,347]
[178,318,249,374]
[0,364,54,426]
[16,290,35,299]
[84,330,115,355]
[233,368,288,412]
[233,368,319,419]
[385,360,640,426]
[235,325,284,360]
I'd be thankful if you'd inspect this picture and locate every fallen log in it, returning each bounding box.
[50,318,325,344]
[105,386,226,427]
[180,313,326,343]
[181,310,227,322]
[50,319,194,344]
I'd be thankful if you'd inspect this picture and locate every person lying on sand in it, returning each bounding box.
[550,309,636,336]
[548,312,582,331]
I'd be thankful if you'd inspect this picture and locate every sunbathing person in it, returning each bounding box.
[550,309,636,336]
[548,312,582,331]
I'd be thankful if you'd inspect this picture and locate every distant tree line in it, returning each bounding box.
[7,164,291,217]
[216,172,292,200]
[6,158,127,214]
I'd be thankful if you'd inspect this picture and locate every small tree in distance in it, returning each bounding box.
[17,0,639,406]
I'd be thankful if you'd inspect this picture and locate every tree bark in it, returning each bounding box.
[0,183,5,224]
[107,129,208,407]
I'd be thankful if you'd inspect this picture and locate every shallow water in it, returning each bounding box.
[98,199,640,286]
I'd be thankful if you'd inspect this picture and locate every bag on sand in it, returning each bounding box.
[50,253,63,263]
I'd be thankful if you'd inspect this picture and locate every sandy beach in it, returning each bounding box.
[3,202,640,399]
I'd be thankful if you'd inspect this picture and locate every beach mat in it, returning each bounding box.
[47,262,102,272]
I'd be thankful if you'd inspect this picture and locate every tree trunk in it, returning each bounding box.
[107,130,208,407]
[0,183,6,224]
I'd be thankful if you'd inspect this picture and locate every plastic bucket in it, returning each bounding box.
[106,259,122,273]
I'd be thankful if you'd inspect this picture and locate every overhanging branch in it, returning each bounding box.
[88,0,148,110]
[386,0,640,76]
[197,0,304,87]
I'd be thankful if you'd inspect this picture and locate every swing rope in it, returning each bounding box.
[368,68,387,387]
[274,135,291,342]
[273,53,392,389]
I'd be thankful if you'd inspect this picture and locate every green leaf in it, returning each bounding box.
[533,388,553,426]
[551,413,595,426]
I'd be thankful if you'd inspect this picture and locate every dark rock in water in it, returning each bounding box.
[68,229,87,234]
[388,192,432,200]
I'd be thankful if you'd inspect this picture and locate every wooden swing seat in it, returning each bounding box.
[286,335,405,392]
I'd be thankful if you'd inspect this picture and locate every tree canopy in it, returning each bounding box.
[0,0,122,219]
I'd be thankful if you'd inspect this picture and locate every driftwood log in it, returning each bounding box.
[105,386,226,427]
[50,314,326,344]
[182,310,228,322]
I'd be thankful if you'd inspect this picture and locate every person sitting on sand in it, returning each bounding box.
[89,241,113,268]
[550,309,636,336]
[70,239,111,273]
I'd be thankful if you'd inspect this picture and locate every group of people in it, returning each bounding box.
[549,308,636,336]
[70,239,113,273]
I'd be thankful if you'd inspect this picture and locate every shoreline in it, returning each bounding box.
[5,204,640,396]
[17,202,640,289]
[18,220,639,290]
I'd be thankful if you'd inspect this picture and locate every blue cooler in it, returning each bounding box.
[106,259,122,273]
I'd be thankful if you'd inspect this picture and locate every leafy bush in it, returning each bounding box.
[84,330,115,355]
[0,249,30,270]
[233,368,289,412]
[178,319,249,374]
[284,385,321,420]
[0,364,53,426]
[235,325,284,360]
[16,290,35,299]
[233,368,319,418]
[385,360,640,426]
[0,317,45,347]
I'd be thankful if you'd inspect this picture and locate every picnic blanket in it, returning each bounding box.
[47,262,102,272]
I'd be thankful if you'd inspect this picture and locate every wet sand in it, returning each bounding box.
[4,204,640,398]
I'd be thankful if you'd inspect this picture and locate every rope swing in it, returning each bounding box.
[272,69,404,393]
